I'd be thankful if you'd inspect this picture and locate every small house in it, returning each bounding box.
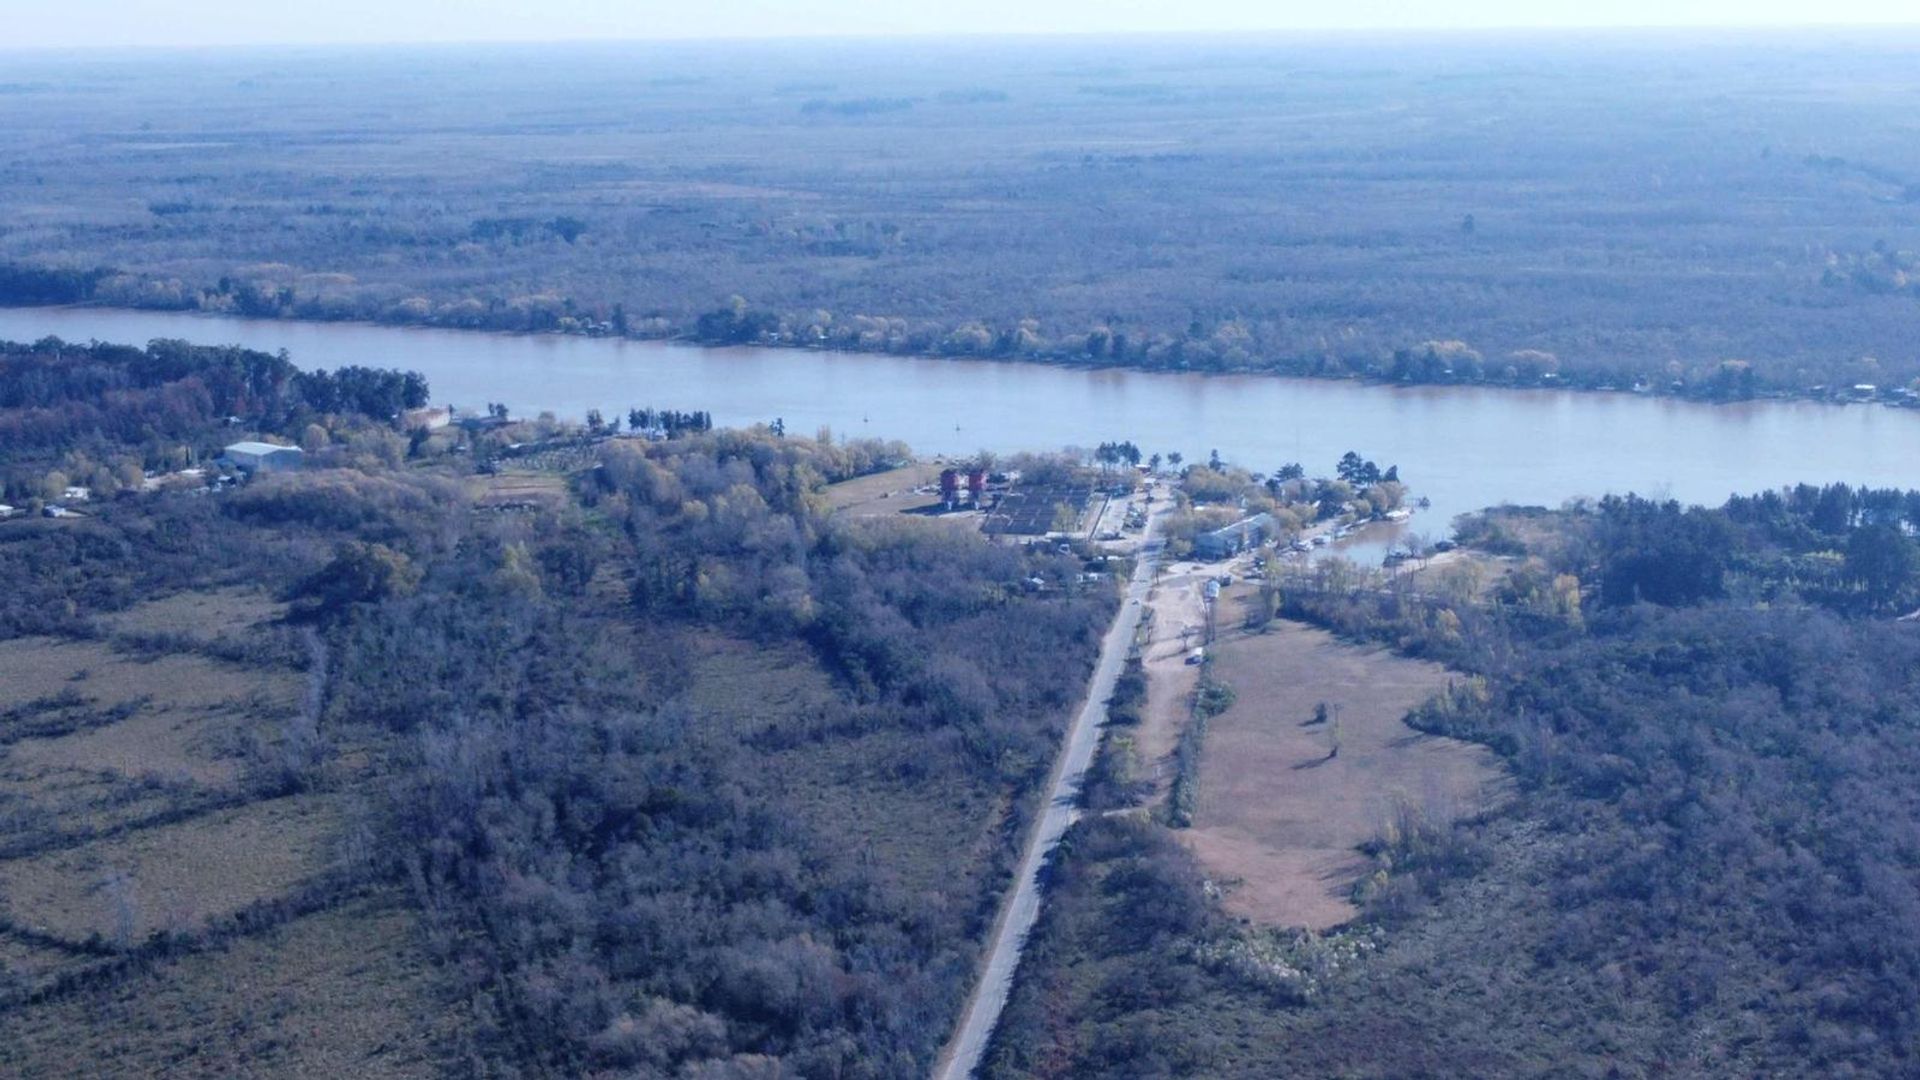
[404,406,453,431]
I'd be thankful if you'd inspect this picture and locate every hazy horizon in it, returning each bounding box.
[6,0,1919,51]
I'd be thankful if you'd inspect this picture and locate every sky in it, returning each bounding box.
[5,0,1918,49]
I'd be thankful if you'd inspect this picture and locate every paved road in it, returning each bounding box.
[935,506,1166,1080]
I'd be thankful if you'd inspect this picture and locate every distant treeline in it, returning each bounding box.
[624,407,712,435]
[9,43,1920,404]
[7,252,1917,403]
[0,264,110,305]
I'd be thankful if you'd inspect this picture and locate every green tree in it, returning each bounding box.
[1845,523,1917,611]
[290,543,422,622]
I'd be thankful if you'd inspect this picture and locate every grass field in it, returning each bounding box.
[98,587,284,648]
[0,637,292,721]
[0,891,452,1078]
[821,461,946,516]
[0,636,305,847]
[1184,605,1507,928]
[0,794,342,942]
[0,590,432,1074]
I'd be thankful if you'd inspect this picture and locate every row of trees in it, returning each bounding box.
[14,251,1916,404]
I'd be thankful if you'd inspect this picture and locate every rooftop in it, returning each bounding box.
[224,441,300,456]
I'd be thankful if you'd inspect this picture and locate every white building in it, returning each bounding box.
[222,441,304,473]
[1194,512,1275,560]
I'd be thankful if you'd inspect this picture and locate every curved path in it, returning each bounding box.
[935,505,1165,1080]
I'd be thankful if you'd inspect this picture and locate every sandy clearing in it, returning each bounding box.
[821,462,945,515]
[1133,561,1213,802]
[1184,618,1507,930]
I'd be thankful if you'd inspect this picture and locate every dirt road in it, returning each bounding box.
[934,504,1166,1080]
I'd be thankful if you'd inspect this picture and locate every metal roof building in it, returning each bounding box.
[1194,512,1274,560]
[222,441,304,473]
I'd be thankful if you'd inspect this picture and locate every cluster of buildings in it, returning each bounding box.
[5,440,307,526]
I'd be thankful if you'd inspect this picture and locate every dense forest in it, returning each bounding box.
[986,488,1920,1078]
[4,35,1920,399]
[0,340,1121,1075]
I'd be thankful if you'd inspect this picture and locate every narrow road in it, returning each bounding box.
[935,503,1165,1080]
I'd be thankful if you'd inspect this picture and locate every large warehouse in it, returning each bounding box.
[221,441,304,473]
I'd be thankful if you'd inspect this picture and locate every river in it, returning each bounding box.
[3,305,1916,562]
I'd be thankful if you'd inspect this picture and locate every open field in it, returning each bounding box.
[821,461,945,515]
[0,794,342,942]
[98,586,285,647]
[0,892,452,1078]
[0,580,351,1035]
[0,637,299,795]
[0,636,294,721]
[1186,615,1507,928]
[470,468,571,509]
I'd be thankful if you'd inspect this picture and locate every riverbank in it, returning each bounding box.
[8,302,1920,578]
[6,300,1919,415]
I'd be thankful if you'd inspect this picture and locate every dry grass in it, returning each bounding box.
[0,794,342,943]
[98,586,286,647]
[1133,563,1212,803]
[821,462,945,516]
[471,470,569,508]
[678,635,839,738]
[1181,618,1507,930]
[0,638,293,717]
[6,704,254,790]
[0,933,90,986]
[0,637,300,810]
[677,637,1005,906]
[0,892,453,1078]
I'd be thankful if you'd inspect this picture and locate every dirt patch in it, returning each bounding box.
[1133,562,1213,802]
[822,462,945,516]
[0,794,342,943]
[1182,619,1507,930]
